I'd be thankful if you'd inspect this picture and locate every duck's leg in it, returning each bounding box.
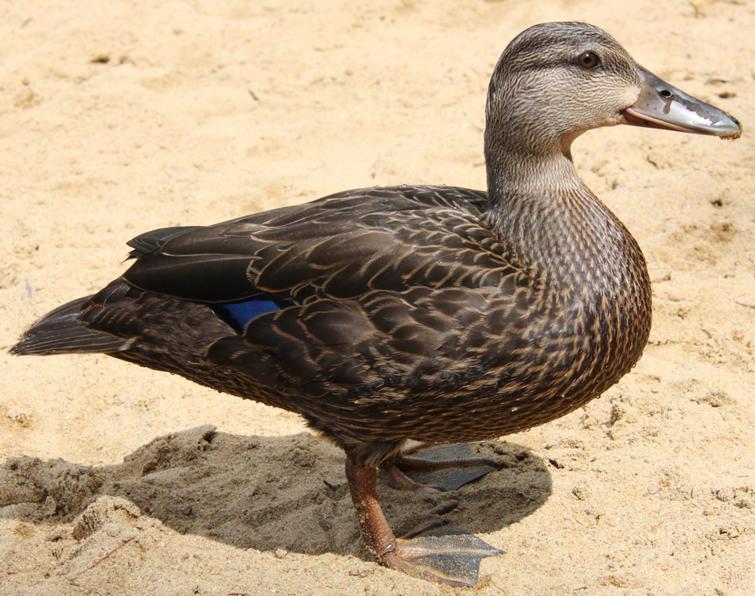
[346,457,502,586]
[384,442,500,492]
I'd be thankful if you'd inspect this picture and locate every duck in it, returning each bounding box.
[12,22,741,587]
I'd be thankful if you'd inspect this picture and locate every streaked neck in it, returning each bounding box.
[483,149,641,301]
[486,148,581,204]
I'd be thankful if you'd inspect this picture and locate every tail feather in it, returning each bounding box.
[11,296,130,356]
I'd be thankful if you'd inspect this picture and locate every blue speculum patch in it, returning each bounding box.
[214,299,280,330]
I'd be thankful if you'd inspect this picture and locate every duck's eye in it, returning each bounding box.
[577,51,600,69]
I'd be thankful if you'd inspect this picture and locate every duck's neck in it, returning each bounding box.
[486,148,582,200]
[484,146,646,302]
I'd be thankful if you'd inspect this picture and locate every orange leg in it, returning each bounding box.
[345,460,396,561]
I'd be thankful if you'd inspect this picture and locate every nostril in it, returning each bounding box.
[659,89,672,98]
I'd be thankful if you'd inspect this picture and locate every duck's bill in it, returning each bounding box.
[622,66,741,139]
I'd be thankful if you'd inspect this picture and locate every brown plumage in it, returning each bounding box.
[11,22,740,586]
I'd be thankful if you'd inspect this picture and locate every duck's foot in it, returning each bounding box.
[346,458,502,587]
[391,528,503,587]
[384,442,500,492]
[381,460,442,493]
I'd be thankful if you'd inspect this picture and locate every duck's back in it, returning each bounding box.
[124,185,498,304]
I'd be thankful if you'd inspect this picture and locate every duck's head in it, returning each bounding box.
[485,22,741,162]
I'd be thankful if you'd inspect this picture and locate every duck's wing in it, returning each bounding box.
[117,185,520,390]
[40,185,525,429]
[123,185,502,305]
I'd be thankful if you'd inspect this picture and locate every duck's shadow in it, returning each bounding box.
[1,425,552,559]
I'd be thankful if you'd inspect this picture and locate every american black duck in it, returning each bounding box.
[12,22,741,586]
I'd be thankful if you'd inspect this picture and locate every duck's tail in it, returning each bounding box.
[10,296,130,356]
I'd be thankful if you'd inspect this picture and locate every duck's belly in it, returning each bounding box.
[401,297,652,444]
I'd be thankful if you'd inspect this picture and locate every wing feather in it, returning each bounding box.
[110,185,525,399]
[122,185,500,306]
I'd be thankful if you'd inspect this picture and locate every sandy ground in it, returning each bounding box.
[1,1,753,594]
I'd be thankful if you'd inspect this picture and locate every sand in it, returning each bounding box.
[0,0,753,594]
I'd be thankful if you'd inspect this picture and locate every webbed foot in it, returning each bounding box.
[384,442,500,492]
[390,527,503,587]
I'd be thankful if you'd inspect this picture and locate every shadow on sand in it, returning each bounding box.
[1,426,552,560]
